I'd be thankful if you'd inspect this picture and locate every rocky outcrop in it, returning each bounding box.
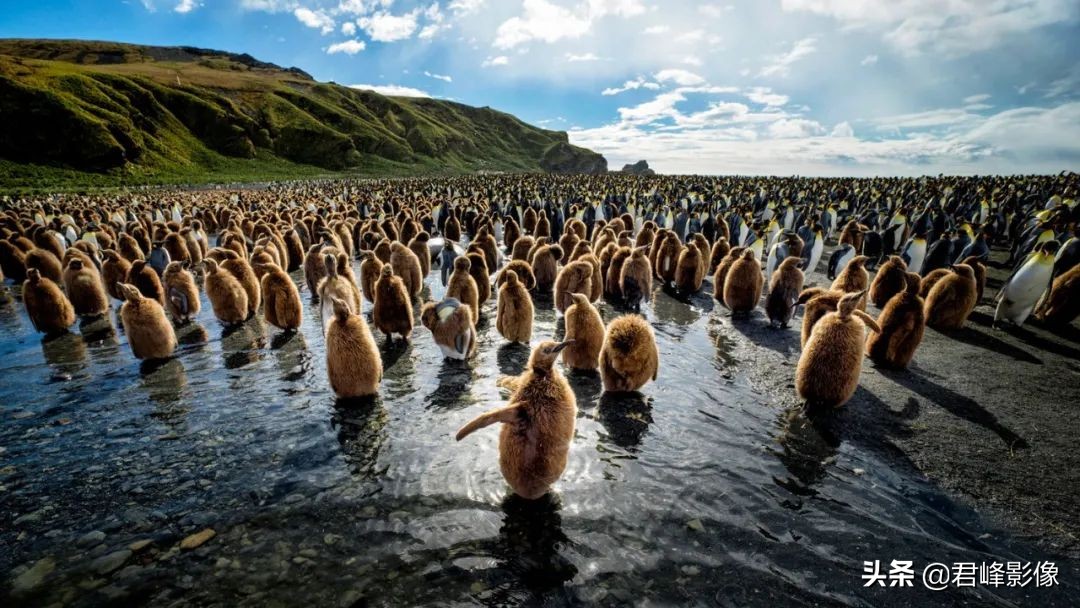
[540,141,608,174]
[621,160,655,176]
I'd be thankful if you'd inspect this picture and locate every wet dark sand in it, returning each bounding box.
[729,246,1080,558]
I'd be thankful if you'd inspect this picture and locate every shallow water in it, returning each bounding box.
[0,260,1074,607]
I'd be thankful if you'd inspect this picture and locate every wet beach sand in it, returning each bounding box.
[1,240,1077,606]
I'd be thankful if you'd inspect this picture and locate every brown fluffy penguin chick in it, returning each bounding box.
[796,291,881,408]
[830,255,870,311]
[62,257,109,317]
[960,256,987,302]
[600,314,659,392]
[260,263,303,331]
[127,260,166,305]
[709,238,731,273]
[511,236,535,262]
[496,269,533,343]
[562,293,605,371]
[674,242,704,293]
[869,255,908,309]
[655,232,682,284]
[765,256,804,328]
[390,241,424,298]
[326,297,382,398]
[496,259,536,291]
[867,272,925,369]
[304,244,328,295]
[408,232,432,277]
[712,246,745,303]
[118,283,176,360]
[163,261,200,324]
[222,257,261,319]
[797,288,843,347]
[25,249,63,283]
[23,268,75,336]
[420,298,477,360]
[620,247,653,309]
[554,260,594,314]
[318,254,362,336]
[203,258,248,325]
[446,256,480,317]
[723,249,763,314]
[532,244,562,293]
[1037,264,1080,326]
[924,264,978,330]
[102,249,132,301]
[359,251,384,304]
[466,252,491,307]
[373,265,413,340]
[605,246,633,298]
[919,268,950,298]
[455,340,577,500]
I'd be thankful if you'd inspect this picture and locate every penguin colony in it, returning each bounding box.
[2,173,1078,499]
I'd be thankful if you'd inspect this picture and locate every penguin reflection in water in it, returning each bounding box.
[456,341,577,499]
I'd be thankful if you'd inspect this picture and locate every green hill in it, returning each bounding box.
[0,39,607,191]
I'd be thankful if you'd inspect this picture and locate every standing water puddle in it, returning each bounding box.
[0,263,1074,606]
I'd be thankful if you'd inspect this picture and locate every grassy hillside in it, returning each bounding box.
[0,39,607,192]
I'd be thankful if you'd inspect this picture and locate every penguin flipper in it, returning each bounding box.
[456,402,522,441]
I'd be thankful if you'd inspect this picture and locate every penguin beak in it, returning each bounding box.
[551,340,575,353]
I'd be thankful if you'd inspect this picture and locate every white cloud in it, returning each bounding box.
[644,25,669,34]
[494,0,645,49]
[448,0,485,15]
[566,52,602,62]
[744,87,788,107]
[327,39,367,55]
[482,55,509,67]
[654,68,706,86]
[239,0,292,11]
[963,93,991,104]
[174,0,196,14]
[359,10,420,42]
[831,121,854,137]
[681,55,703,67]
[782,0,1079,57]
[294,7,335,35]
[424,70,453,82]
[768,118,826,139]
[875,108,978,131]
[601,76,661,95]
[860,54,878,66]
[759,36,817,78]
[699,3,732,18]
[569,102,1080,176]
[341,22,357,36]
[349,83,431,97]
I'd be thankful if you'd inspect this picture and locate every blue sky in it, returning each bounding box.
[2,0,1079,175]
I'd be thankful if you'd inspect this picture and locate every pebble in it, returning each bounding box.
[11,557,56,595]
[129,540,153,553]
[323,533,342,546]
[682,565,701,576]
[180,528,216,550]
[283,493,305,504]
[77,530,107,547]
[687,518,705,532]
[91,549,131,575]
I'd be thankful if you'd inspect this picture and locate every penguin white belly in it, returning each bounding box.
[996,262,1050,325]
[321,298,336,337]
[439,343,467,360]
[908,246,925,275]
[807,242,823,273]
[766,248,779,279]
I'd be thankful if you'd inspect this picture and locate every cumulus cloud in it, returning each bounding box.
[327,39,367,55]
[602,77,661,96]
[294,7,335,35]
[341,22,356,36]
[174,0,196,14]
[359,10,420,42]
[831,121,854,137]
[494,0,645,49]
[350,83,432,97]
[482,55,509,67]
[654,68,706,86]
[566,52,602,62]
